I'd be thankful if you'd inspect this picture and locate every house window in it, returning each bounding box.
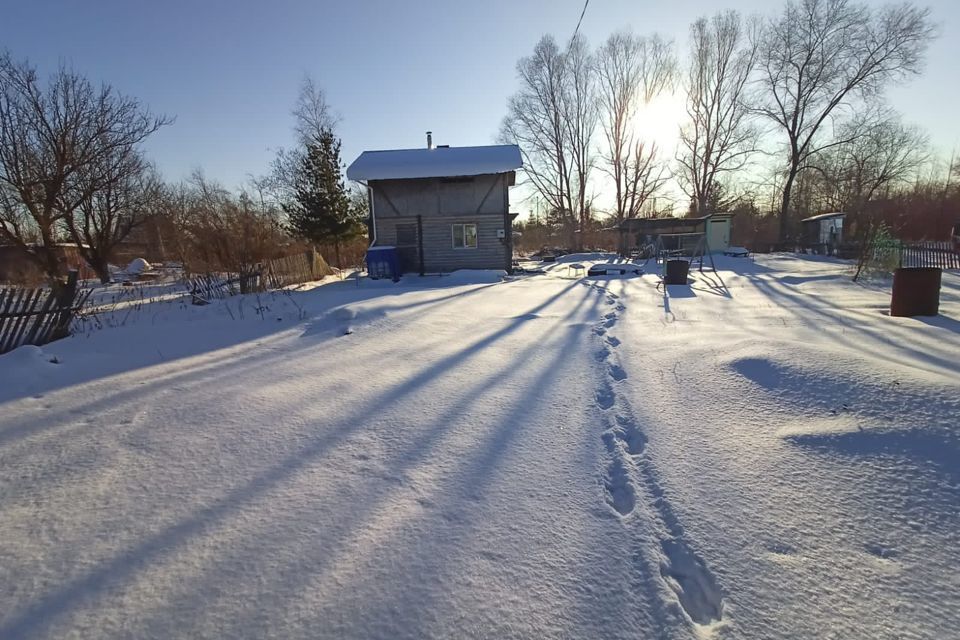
[452,223,478,249]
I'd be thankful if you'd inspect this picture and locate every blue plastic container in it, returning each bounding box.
[365,246,400,281]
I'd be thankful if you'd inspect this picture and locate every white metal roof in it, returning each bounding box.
[800,212,846,223]
[346,144,522,181]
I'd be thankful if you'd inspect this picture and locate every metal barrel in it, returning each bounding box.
[890,267,942,317]
[665,259,690,285]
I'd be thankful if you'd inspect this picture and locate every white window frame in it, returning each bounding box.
[452,223,478,249]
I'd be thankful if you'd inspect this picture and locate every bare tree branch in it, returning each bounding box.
[292,75,337,146]
[676,11,758,216]
[501,35,597,250]
[0,51,171,284]
[596,31,675,250]
[66,150,164,283]
[753,0,935,241]
[805,107,929,229]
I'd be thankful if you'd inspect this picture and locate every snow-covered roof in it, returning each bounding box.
[617,215,711,232]
[800,212,846,223]
[346,144,522,181]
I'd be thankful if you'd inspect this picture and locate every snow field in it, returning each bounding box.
[0,255,957,639]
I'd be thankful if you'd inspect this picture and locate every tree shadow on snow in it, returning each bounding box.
[910,313,960,336]
[0,279,594,639]
[779,274,845,285]
[742,272,959,378]
[132,284,608,638]
[785,428,960,487]
[938,274,960,304]
[0,280,503,406]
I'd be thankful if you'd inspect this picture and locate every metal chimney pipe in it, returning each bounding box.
[426,131,433,149]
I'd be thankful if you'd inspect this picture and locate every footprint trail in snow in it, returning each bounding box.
[582,279,725,628]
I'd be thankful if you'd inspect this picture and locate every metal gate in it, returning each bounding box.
[395,223,419,273]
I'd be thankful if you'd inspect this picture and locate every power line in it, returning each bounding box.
[572,0,590,40]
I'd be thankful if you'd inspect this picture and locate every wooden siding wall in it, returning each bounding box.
[371,174,508,218]
[370,173,512,272]
[375,215,508,272]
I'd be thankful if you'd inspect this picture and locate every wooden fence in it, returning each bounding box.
[263,250,333,289]
[187,273,241,303]
[0,275,92,355]
[186,250,334,304]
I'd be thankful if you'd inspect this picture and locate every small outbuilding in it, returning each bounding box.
[346,136,522,274]
[706,213,734,252]
[800,212,845,253]
[618,213,734,254]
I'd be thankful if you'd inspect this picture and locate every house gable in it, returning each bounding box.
[370,173,512,219]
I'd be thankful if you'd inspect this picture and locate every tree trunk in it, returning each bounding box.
[334,242,342,270]
[92,254,111,284]
[779,167,799,244]
[37,231,63,285]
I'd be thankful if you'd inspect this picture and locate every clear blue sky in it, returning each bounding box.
[2,0,958,206]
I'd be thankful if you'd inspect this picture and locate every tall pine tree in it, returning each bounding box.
[284,128,364,267]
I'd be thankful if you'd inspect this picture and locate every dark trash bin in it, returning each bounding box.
[665,259,690,285]
[890,267,941,317]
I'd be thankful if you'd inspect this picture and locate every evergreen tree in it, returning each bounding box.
[284,129,364,267]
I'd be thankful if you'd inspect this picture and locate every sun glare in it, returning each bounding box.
[630,91,686,157]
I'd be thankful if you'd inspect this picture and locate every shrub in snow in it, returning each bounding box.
[854,224,900,281]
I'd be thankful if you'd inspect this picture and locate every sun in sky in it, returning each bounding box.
[586,90,689,214]
[630,91,687,158]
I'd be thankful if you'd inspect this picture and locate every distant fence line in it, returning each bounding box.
[866,239,960,270]
[0,272,91,355]
[187,249,334,304]
[0,250,335,353]
[263,250,333,289]
[899,241,960,269]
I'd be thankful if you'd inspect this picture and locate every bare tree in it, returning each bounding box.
[262,76,339,212]
[624,142,668,215]
[809,109,928,229]
[174,171,289,286]
[563,35,599,250]
[66,150,164,283]
[501,35,597,251]
[677,11,758,216]
[502,37,572,245]
[595,32,674,252]
[0,52,170,285]
[754,0,935,242]
[292,76,337,146]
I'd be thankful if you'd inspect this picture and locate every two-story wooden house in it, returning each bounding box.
[346,139,522,274]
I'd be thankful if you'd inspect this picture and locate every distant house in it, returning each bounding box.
[0,243,95,284]
[346,136,522,274]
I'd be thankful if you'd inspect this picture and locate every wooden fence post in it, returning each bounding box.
[50,270,79,340]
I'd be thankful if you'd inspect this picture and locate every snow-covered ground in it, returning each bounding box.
[0,255,957,639]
